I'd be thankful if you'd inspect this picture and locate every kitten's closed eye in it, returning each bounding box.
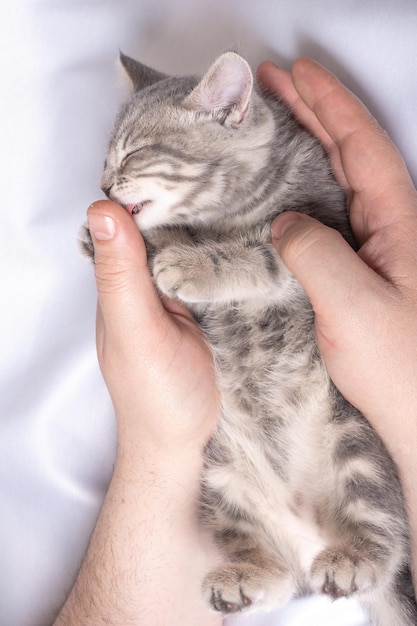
[121,148,144,167]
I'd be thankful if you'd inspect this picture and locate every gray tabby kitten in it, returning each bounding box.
[81,52,417,624]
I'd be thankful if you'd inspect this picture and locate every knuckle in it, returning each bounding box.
[283,222,338,265]
[93,255,132,294]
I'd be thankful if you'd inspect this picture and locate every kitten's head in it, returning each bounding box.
[101,52,274,231]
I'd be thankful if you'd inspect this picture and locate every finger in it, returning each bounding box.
[257,61,348,190]
[257,62,334,150]
[291,58,417,237]
[271,212,383,345]
[87,200,167,353]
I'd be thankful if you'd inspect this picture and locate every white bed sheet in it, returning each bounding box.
[1,1,416,624]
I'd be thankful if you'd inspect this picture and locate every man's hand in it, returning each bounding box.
[259,59,417,591]
[88,200,219,456]
[55,201,221,626]
[258,59,417,460]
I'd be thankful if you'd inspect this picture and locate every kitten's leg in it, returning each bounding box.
[202,533,294,614]
[152,237,293,304]
[310,392,410,602]
[79,223,94,260]
[201,466,295,615]
[310,537,385,598]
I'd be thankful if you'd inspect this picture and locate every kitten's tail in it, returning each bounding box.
[364,567,417,626]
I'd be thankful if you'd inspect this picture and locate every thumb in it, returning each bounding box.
[87,200,165,350]
[271,212,375,334]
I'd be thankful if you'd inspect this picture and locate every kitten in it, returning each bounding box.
[81,52,417,624]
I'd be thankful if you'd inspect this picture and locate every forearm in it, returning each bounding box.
[54,443,222,626]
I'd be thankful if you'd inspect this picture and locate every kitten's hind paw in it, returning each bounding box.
[311,546,376,599]
[203,563,294,614]
[210,585,252,614]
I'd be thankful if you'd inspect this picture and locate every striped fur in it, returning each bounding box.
[84,52,416,624]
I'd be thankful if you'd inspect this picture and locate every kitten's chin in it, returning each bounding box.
[131,202,171,232]
[124,200,163,231]
[128,200,191,232]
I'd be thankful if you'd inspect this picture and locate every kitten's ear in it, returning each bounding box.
[119,52,169,92]
[183,52,253,127]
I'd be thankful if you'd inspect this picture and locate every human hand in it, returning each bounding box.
[87,201,219,460]
[55,202,221,626]
[257,59,417,463]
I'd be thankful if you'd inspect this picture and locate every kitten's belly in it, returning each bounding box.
[202,301,332,575]
[205,421,329,578]
[207,377,333,578]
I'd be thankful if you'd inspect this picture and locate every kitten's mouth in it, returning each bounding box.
[125,201,152,215]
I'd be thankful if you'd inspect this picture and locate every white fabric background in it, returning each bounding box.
[1,1,416,624]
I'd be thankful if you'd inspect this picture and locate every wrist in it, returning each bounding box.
[56,425,218,626]
[363,390,417,469]
[114,434,205,491]
[113,398,217,465]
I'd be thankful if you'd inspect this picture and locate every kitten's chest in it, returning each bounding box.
[197,301,320,410]
[202,301,332,477]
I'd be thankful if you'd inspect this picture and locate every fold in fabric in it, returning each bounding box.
[1,1,416,624]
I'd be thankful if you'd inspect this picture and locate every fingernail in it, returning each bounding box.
[88,214,115,241]
[271,213,303,240]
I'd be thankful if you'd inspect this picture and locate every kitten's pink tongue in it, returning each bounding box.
[125,204,136,215]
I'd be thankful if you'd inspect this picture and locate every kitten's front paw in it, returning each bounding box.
[79,223,94,261]
[203,563,293,614]
[311,546,376,598]
[153,246,206,302]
